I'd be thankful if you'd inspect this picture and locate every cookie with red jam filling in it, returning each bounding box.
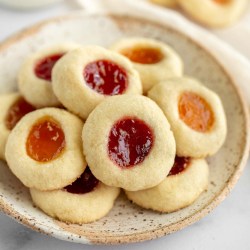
[125,157,209,212]
[18,43,80,107]
[82,95,176,191]
[0,93,35,160]
[52,46,142,120]
[30,167,120,224]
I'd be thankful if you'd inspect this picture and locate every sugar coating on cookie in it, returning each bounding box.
[83,95,176,191]
[0,93,35,160]
[30,167,120,224]
[52,46,142,120]
[110,37,183,93]
[18,43,81,108]
[150,0,177,7]
[148,77,227,158]
[125,157,209,213]
[177,0,248,27]
[5,108,86,191]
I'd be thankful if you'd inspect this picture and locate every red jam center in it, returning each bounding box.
[121,47,164,64]
[5,98,35,130]
[83,59,128,95]
[178,92,214,133]
[65,167,99,194]
[34,53,64,81]
[108,117,154,168]
[26,117,65,162]
[168,156,191,176]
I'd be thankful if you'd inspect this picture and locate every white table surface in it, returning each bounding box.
[0,1,250,250]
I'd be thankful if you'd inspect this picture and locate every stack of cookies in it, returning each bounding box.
[150,0,248,28]
[0,37,227,224]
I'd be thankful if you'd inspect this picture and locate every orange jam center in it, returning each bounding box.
[178,92,214,132]
[26,117,65,162]
[121,47,164,64]
[5,98,35,130]
[213,0,230,4]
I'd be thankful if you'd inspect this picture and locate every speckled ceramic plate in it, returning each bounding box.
[0,12,249,245]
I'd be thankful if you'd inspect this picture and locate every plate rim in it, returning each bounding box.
[0,11,249,245]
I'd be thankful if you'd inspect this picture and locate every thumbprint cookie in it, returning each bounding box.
[82,95,176,191]
[5,108,86,191]
[110,38,183,93]
[18,43,80,108]
[150,0,177,7]
[148,77,227,158]
[0,93,35,160]
[30,167,120,224]
[52,46,142,120]
[125,157,209,213]
[177,0,248,27]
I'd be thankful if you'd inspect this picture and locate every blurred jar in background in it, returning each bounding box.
[0,0,62,10]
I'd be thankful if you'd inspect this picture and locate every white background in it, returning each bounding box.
[0,1,250,250]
